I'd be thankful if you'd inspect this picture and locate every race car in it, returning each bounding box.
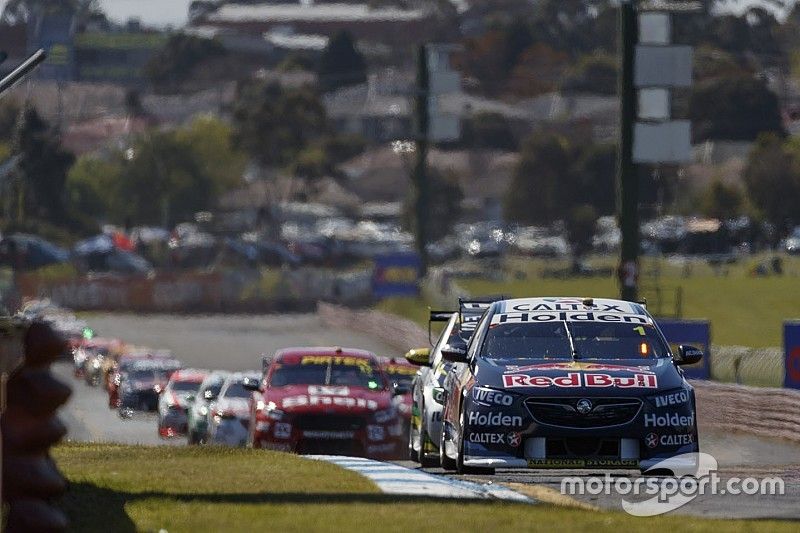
[381,358,417,443]
[157,368,209,438]
[207,372,260,447]
[77,337,123,384]
[107,349,175,408]
[439,297,702,475]
[406,300,494,466]
[186,370,230,445]
[245,347,403,459]
[118,358,181,416]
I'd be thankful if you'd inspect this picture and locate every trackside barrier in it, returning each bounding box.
[656,319,711,380]
[784,322,800,390]
[322,305,800,442]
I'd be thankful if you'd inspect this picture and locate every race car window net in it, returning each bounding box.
[482,322,668,360]
[269,362,385,390]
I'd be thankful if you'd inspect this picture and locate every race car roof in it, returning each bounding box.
[170,369,209,382]
[497,297,649,317]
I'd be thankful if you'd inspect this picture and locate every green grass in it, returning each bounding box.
[54,444,797,532]
[375,297,432,327]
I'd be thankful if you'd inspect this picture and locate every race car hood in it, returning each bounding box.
[476,358,684,397]
[264,384,392,415]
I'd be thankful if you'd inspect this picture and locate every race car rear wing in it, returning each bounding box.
[428,310,454,345]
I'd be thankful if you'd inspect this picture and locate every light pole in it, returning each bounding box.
[617,0,640,302]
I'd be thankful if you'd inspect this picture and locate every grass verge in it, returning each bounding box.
[55,443,797,532]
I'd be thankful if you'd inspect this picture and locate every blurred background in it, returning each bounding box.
[0,1,799,387]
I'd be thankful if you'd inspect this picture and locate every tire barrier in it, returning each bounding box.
[321,304,800,444]
[2,321,71,532]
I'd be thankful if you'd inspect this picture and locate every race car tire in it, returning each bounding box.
[187,429,199,445]
[439,423,457,471]
[408,407,420,462]
[417,409,439,468]
[456,410,494,476]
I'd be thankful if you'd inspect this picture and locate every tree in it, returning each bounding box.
[232,81,328,170]
[11,106,74,225]
[699,178,746,220]
[503,133,573,226]
[561,53,618,95]
[404,168,463,242]
[742,133,800,234]
[145,33,227,92]
[317,31,367,93]
[565,204,598,258]
[462,112,517,150]
[572,143,616,216]
[507,43,569,98]
[690,75,784,142]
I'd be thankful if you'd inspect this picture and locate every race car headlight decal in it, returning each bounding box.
[432,387,445,405]
[373,408,396,424]
[199,406,209,416]
[646,388,692,409]
[256,400,266,411]
[265,403,285,421]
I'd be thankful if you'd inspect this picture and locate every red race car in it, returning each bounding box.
[245,347,404,459]
[157,369,209,438]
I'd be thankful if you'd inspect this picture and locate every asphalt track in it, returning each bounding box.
[57,313,800,519]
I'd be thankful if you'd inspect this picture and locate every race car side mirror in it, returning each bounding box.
[441,343,467,363]
[242,377,262,392]
[404,348,430,367]
[675,345,703,366]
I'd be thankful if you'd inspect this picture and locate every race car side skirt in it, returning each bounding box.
[464,456,528,468]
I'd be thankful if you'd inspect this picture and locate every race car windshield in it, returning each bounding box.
[224,381,250,398]
[172,380,201,393]
[385,371,414,388]
[270,361,384,390]
[483,322,668,360]
[129,369,156,381]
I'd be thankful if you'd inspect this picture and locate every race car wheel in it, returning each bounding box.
[456,410,494,476]
[408,407,420,462]
[439,422,457,471]
[188,429,199,445]
[417,410,439,468]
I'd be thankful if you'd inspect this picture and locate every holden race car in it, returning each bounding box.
[439,297,702,475]
[245,347,404,459]
[157,368,209,438]
[207,372,260,447]
[406,300,494,466]
[187,370,230,445]
[118,358,181,416]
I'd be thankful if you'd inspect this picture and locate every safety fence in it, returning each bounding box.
[318,303,800,444]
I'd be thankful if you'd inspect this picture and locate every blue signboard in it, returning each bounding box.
[656,319,711,380]
[372,253,421,298]
[784,322,800,390]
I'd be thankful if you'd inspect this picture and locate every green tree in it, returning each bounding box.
[462,112,517,150]
[232,81,328,170]
[317,31,367,93]
[404,168,463,242]
[561,53,617,95]
[173,115,247,192]
[572,143,616,216]
[690,75,784,142]
[742,133,800,233]
[145,33,227,92]
[565,204,598,257]
[10,106,74,225]
[698,178,746,220]
[503,133,573,225]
